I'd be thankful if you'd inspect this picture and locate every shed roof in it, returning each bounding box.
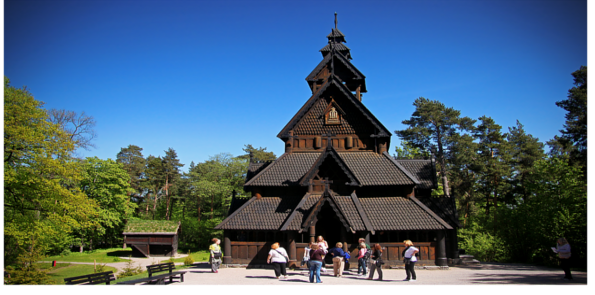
[123,220,179,234]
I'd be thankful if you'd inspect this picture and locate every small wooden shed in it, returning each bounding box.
[123,220,180,258]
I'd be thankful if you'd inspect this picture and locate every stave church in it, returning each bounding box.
[215,15,460,267]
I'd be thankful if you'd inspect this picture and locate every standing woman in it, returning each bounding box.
[553,237,573,280]
[357,242,368,276]
[316,235,329,252]
[402,240,419,281]
[367,244,383,281]
[267,242,289,279]
[316,236,329,271]
[209,238,222,273]
[309,243,325,283]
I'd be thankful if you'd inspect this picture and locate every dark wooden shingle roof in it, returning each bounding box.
[244,151,418,187]
[333,195,366,231]
[359,196,452,230]
[417,196,461,228]
[214,196,302,230]
[244,153,320,187]
[396,159,437,189]
[217,194,452,231]
[340,152,417,186]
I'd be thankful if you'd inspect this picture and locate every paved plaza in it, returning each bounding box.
[175,262,586,285]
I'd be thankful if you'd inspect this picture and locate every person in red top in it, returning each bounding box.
[309,244,325,283]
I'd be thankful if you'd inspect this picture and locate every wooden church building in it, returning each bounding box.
[215,16,460,267]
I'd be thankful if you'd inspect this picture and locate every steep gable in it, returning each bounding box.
[277,75,390,139]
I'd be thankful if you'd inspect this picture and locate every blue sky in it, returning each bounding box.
[4,0,587,170]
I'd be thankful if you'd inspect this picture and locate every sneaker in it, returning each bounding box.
[215,270,218,273]
[284,275,289,279]
[410,279,416,282]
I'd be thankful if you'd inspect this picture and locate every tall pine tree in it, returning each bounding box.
[396,97,475,197]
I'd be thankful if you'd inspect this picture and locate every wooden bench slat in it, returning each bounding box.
[116,271,187,285]
[64,271,116,285]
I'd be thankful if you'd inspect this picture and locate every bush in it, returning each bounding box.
[94,263,108,273]
[184,252,195,266]
[5,265,54,285]
[459,223,509,262]
[60,248,71,257]
[118,256,144,278]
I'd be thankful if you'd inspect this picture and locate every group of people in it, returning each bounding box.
[210,236,573,283]
[269,235,419,283]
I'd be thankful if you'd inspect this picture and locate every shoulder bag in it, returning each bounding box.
[275,249,289,263]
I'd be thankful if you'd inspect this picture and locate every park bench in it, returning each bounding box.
[116,262,187,285]
[64,271,116,285]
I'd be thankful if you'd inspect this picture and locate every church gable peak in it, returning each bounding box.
[299,145,360,189]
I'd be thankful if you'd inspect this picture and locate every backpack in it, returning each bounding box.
[364,249,371,259]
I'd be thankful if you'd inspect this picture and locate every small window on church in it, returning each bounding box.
[325,107,341,125]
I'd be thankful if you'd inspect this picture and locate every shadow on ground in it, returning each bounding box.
[466,271,586,284]
[106,250,134,257]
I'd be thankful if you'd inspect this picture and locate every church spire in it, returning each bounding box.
[320,13,351,59]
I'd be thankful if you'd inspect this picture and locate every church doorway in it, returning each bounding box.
[315,200,345,264]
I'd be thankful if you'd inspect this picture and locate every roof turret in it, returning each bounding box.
[320,13,351,59]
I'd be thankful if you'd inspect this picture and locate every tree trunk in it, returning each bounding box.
[436,130,451,197]
[165,175,170,220]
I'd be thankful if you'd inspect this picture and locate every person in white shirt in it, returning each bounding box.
[402,240,419,281]
[267,242,289,279]
[553,237,572,280]
[303,242,314,270]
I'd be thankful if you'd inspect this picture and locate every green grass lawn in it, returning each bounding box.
[45,248,133,263]
[159,250,210,263]
[44,263,118,285]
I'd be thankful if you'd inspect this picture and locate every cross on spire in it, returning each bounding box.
[334,12,338,29]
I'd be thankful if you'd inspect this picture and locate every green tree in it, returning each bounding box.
[472,116,512,222]
[162,148,184,220]
[549,66,587,175]
[187,153,248,221]
[497,157,586,265]
[79,157,137,248]
[4,77,98,279]
[237,144,277,162]
[394,140,430,159]
[447,133,479,226]
[505,121,545,205]
[396,97,475,197]
[144,155,165,218]
[116,145,146,202]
